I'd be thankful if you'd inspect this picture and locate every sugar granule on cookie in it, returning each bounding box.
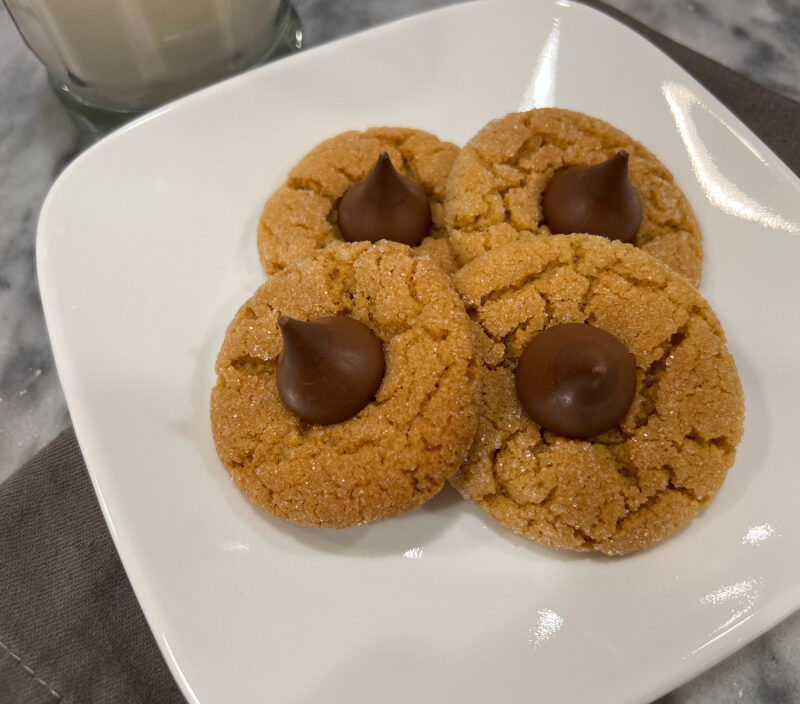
[211,240,481,529]
[451,234,744,555]
[445,108,703,284]
[257,127,460,276]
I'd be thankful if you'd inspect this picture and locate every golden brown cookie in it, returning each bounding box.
[211,241,481,529]
[451,234,744,555]
[445,108,703,284]
[257,127,460,276]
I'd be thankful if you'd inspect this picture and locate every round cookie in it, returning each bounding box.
[445,108,703,285]
[451,234,744,555]
[257,127,460,276]
[211,240,481,529]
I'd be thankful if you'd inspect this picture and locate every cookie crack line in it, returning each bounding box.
[487,424,535,480]
[467,259,570,309]
[663,467,702,504]
[500,482,560,513]
[627,323,691,430]
[212,238,487,528]
[469,129,598,211]
[447,109,703,282]
[406,258,426,311]
[450,230,742,553]
[473,321,717,495]
[410,362,450,426]
[230,355,274,376]
[520,512,594,550]
[485,329,720,496]
[287,168,350,197]
[605,479,700,544]
[464,247,715,380]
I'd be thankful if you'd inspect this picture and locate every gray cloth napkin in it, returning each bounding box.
[0,430,182,703]
[2,3,799,703]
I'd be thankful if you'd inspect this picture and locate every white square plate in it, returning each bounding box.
[37,1,800,702]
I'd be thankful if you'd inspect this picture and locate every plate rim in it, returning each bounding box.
[36,1,800,703]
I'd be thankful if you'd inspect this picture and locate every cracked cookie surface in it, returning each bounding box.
[451,234,744,555]
[257,127,460,276]
[211,241,481,528]
[445,108,703,285]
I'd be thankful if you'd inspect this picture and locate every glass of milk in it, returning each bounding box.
[5,0,302,135]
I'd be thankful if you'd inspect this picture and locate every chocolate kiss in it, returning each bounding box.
[276,315,385,425]
[515,323,636,439]
[542,151,642,243]
[337,151,432,246]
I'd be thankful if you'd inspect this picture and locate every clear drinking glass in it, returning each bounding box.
[5,0,302,136]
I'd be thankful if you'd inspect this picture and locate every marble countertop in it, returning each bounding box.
[1,0,798,702]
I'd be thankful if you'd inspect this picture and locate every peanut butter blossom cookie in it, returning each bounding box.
[451,234,744,555]
[211,241,481,528]
[445,108,703,284]
[257,127,460,276]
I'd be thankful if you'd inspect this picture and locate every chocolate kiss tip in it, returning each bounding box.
[277,315,311,337]
[364,150,407,206]
[610,150,628,166]
[277,316,324,367]
[606,150,630,174]
[277,315,308,337]
[370,151,393,181]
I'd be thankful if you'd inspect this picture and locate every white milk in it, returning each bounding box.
[7,0,281,110]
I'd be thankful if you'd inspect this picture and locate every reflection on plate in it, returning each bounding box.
[37,0,800,702]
